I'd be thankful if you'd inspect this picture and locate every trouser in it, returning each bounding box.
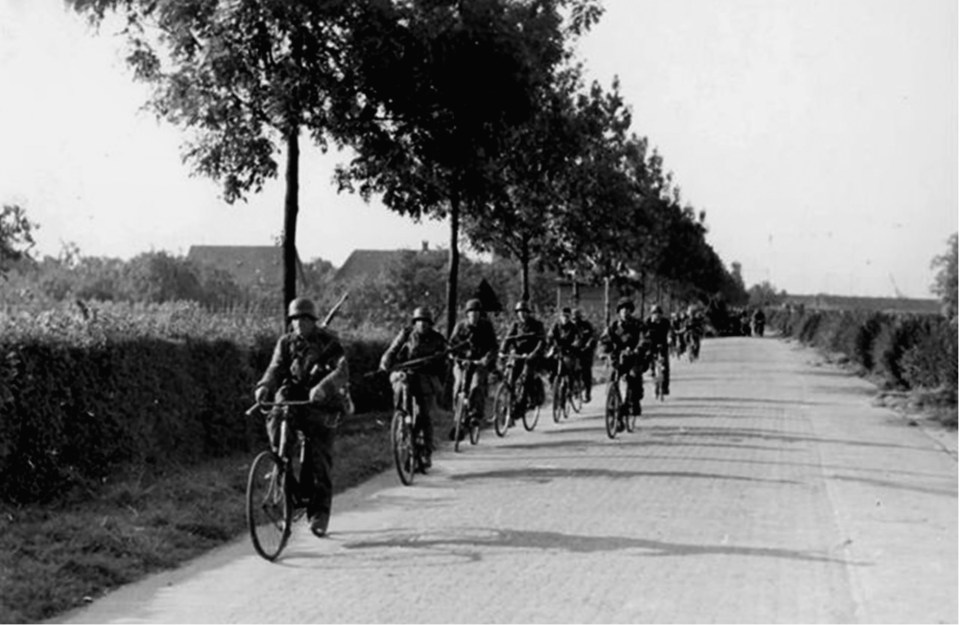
[550,354,580,383]
[453,364,488,420]
[578,349,595,396]
[651,347,670,395]
[267,387,337,522]
[617,354,644,415]
[508,357,544,407]
[391,372,436,453]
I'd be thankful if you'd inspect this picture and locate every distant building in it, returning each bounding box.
[187,245,282,287]
[333,242,445,283]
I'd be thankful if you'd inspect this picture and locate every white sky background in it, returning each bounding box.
[0,0,956,298]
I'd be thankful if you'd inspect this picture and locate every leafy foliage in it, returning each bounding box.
[0,204,37,275]
[930,232,958,316]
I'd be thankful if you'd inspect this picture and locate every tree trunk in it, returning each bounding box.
[282,126,300,324]
[639,270,647,315]
[604,275,611,327]
[445,193,461,338]
[520,235,530,304]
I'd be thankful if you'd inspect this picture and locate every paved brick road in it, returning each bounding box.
[61,336,957,624]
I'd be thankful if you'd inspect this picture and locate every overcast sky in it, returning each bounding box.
[0,0,956,298]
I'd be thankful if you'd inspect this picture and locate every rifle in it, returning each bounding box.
[322,291,349,328]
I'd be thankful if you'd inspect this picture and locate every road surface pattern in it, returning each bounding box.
[61,337,957,624]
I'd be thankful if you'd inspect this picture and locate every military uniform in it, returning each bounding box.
[600,315,644,414]
[501,315,546,405]
[380,324,448,453]
[548,317,582,381]
[574,315,597,400]
[449,315,498,421]
[642,314,672,395]
[256,325,348,528]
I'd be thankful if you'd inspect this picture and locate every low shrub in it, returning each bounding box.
[770,305,956,404]
[0,302,398,504]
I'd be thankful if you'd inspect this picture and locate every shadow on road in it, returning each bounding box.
[446,466,800,486]
[338,527,867,567]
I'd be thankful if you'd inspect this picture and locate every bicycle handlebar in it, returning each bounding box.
[499,352,535,360]
[449,354,487,366]
[245,400,317,417]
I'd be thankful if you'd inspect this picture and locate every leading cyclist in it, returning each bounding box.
[253,297,350,538]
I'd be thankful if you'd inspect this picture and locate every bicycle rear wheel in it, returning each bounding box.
[493,384,511,437]
[391,410,415,486]
[605,383,620,439]
[246,450,291,561]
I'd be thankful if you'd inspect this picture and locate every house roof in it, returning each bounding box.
[333,250,405,283]
[187,245,282,286]
[334,247,447,283]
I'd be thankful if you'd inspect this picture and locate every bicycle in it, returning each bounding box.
[494,352,542,435]
[385,353,443,486]
[651,350,667,402]
[244,399,324,561]
[551,349,581,423]
[450,355,485,451]
[685,328,701,362]
[604,355,641,439]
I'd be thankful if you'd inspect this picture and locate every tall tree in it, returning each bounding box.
[336,0,598,336]
[69,0,357,314]
[463,66,584,302]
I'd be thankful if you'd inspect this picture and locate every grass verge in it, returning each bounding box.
[0,409,455,624]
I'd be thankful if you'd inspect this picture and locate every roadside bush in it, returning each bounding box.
[797,311,824,343]
[771,305,955,400]
[0,302,397,504]
[853,312,885,371]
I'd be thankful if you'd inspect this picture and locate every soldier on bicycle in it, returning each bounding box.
[500,300,547,410]
[254,297,350,538]
[448,298,499,439]
[642,304,672,396]
[600,297,644,429]
[573,308,597,402]
[547,307,582,385]
[379,306,447,468]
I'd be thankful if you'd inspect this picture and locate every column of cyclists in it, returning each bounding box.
[378,296,708,482]
[244,295,707,560]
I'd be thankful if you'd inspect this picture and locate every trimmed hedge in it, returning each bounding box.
[0,302,393,504]
[769,307,958,395]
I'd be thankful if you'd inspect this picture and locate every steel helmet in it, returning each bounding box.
[515,301,531,313]
[412,306,434,324]
[616,297,635,312]
[464,298,482,312]
[287,297,318,320]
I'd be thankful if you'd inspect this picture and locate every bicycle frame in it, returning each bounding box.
[244,399,315,561]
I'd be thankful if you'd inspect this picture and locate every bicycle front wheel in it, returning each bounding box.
[246,450,291,561]
[391,410,415,486]
[522,394,540,432]
[453,393,465,452]
[493,384,512,438]
[552,378,564,423]
[570,377,583,413]
[605,383,621,439]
